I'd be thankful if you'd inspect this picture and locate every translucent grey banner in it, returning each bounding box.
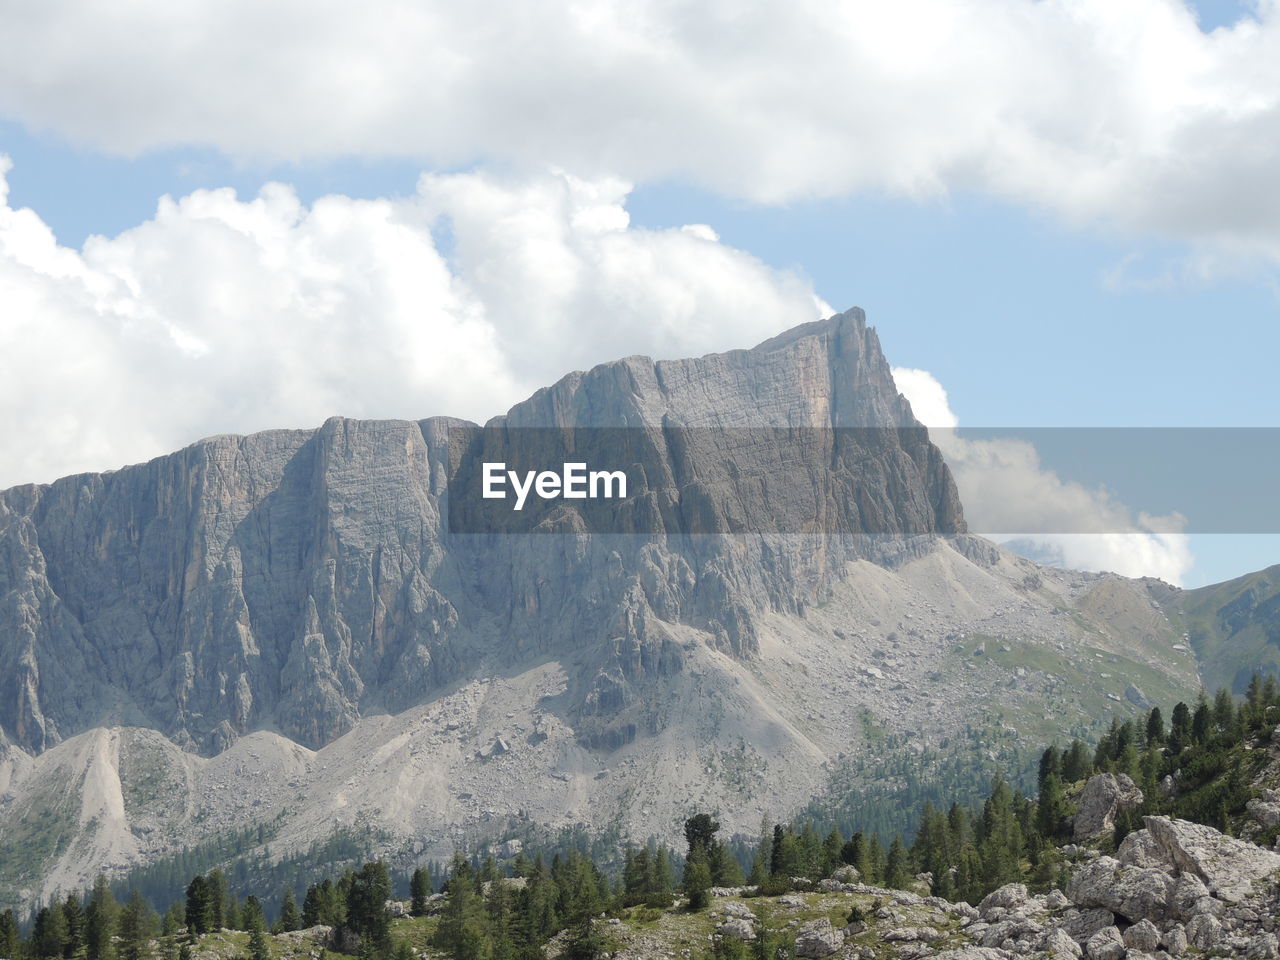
[444,426,1280,535]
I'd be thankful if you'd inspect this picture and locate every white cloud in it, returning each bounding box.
[892,366,1195,584]
[0,160,824,488]
[3,1,1280,258]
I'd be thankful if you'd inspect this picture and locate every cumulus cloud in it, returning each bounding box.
[3,1,1280,258]
[0,159,825,488]
[892,366,1194,583]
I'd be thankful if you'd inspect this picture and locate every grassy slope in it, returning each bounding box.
[1166,564,1280,693]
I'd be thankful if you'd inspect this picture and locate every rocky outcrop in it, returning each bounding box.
[794,917,844,958]
[0,309,965,757]
[1073,773,1144,840]
[1144,815,1280,902]
[1067,856,1173,923]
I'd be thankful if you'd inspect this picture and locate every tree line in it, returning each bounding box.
[6,676,1278,960]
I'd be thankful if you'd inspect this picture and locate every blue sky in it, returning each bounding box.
[1,0,1278,587]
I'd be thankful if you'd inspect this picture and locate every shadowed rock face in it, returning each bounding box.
[0,308,964,756]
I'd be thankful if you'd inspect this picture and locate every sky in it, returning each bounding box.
[1,0,1278,587]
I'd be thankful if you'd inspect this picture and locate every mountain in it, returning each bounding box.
[1155,565,1280,695]
[0,309,1201,909]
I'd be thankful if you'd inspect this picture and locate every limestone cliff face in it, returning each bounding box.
[0,308,963,756]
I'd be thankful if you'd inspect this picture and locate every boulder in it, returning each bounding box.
[1044,889,1072,911]
[1247,933,1280,960]
[1085,926,1125,960]
[1246,798,1280,830]
[884,927,942,943]
[794,918,844,959]
[1074,774,1144,840]
[1161,924,1187,957]
[1042,928,1083,959]
[831,864,862,883]
[978,882,1029,916]
[1122,919,1161,952]
[1144,815,1280,903]
[1185,914,1222,951]
[717,918,756,941]
[1067,856,1173,923]
[1167,873,1219,921]
[1060,908,1117,943]
[1116,830,1165,869]
[719,901,754,920]
[933,951,1009,960]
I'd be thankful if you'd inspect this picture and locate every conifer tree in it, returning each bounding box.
[682,846,712,912]
[410,867,431,917]
[86,874,118,960]
[184,876,211,938]
[62,892,85,959]
[1169,701,1192,752]
[884,836,909,890]
[0,909,20,960]
[438,854,490,960]
[1145,707,1166,746]
[33,906,67,959]
[1061,740,1091,783]
[117,890,152,960]
[244,898,269,960]
[277,890,300,933]
[205,870,226,931]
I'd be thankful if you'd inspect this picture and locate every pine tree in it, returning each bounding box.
[244,899,269,960]
[184,876,211,938]
[33,906,68,959]
[682,846,712,912]
[277,890,300,933]
[86,875,118,960]
[1035,773,1066,840]
[437,854,490,960]
[345,862,392,952]
[118,890,152,960]
[1037,746,1061,790]
[1169,701,1192,752]
[885,836,910,890]
[0,909,20,960]
[411,867,431,916]
[1145,707,1166,747]
[709,842,744,886]
[62,892,85,959]
[1192,694,1211,743]
[821,828,843,879]
[205,870,226,932]
[1061,740,1091,783]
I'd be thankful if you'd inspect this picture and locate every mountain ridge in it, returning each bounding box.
[0,308,1205,909]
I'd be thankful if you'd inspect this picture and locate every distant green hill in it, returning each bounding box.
[1161,564,1280,693]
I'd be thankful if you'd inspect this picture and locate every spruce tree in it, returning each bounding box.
[184,877,210,938]
[884,836,909,890]
[0,909,20,960]
[62,892,85,959]
[86,874,118,960]
[244,899,269,960]
[33,906,67,959]
[437,854,490,960]
[117,891,151,960]
[277,890,300,933]
[410,867,431,917]
[682,846,712,912]
[1061,740,1091,783]
[205,870,226,932]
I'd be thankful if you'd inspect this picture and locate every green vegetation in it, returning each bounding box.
[9,676,1280,960]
